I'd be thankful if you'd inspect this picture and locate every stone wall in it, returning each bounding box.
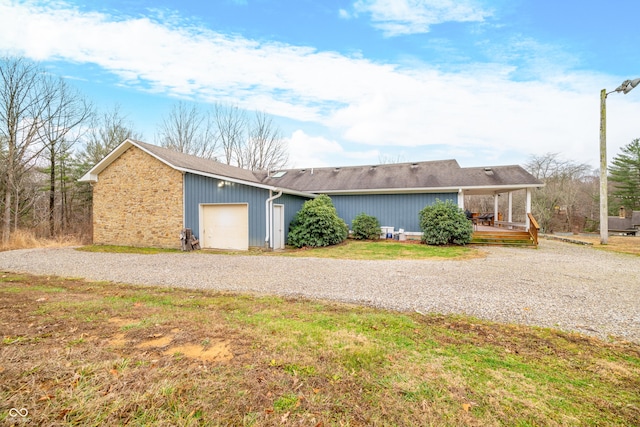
[92,146,183,248]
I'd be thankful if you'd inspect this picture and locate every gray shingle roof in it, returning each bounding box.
[257,160,542,193]
[608,217,633,230]
[133,140,261,184]
[609,211,640,230]
[82,139,543,195]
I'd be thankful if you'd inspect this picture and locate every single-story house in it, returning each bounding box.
[607,208,640,236]
[79,139,543,250]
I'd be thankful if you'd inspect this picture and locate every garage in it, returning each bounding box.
[200,204,249,251]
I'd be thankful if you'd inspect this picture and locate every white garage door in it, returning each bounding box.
[201,204,249,250]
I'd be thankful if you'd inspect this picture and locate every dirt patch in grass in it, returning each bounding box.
[2,273,639,426]
[125,326,234,363]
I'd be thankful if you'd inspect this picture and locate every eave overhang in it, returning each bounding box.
[78,138,317,199]
[309,183,543,196]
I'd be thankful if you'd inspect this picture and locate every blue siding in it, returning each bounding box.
[330,193,457,233]
[184,173,313,247]
[184,171,455,247]
[273,193,309,240]
[184,174,271,247]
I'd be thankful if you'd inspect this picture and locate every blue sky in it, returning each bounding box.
[1,0,639,169]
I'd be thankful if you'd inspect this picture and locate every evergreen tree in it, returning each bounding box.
[610,138,640,212]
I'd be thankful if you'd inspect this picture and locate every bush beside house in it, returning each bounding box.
[419,199,473,245]
[287,195,348,248]
[351,213,381,240]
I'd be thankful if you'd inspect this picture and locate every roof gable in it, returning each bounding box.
[80,139,543,195]
[134,140,260,183]
[79,139,261,184]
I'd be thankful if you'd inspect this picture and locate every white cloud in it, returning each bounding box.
[352,0,492,36]
[287,130,379,168]
[0,1,638,169]
[1,2,409,121]
[338,8,351,19]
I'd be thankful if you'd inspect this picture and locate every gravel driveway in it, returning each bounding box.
[1,239,639,343]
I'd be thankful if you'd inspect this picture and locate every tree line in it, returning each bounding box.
[2,56,638,244]
[525,139,640,234]
[465,145,640,235]
[0,56,288,244]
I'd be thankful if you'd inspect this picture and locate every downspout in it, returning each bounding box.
[265,189,283,248]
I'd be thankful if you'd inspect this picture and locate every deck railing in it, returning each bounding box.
[527,213,539,246]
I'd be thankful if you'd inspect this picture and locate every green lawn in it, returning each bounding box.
[79,239,481,260]
[2,273,639,426]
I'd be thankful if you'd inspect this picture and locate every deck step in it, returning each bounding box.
[471,231,536,247]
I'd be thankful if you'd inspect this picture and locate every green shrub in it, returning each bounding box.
[351,213,381,240]
[287,195,348,248]
[419,199,473,245]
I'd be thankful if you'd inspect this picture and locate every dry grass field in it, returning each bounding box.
[2,273,639,426]
[1,230,638,425]
[547,234,640,256]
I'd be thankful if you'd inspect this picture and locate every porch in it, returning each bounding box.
[470,214,540,247]
[459,183,540,247]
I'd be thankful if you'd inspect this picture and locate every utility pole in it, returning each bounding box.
[599,78,640,245]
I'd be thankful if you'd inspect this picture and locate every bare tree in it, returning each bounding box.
[0,57,55,244]
[160,103,290,170]
[377,154,406,164]
[212,103,247,165]
[78,104,141,170]
[239,111,288,171]
[38,77,92,236]
[525,153,595,233]
[156,101,217,159]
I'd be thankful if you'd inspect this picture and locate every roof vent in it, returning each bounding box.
[299,169,306,174]
[334,167,340,172]
[484,167,494,176]
[411,163,419,169]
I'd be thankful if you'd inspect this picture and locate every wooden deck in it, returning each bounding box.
[471,224,537,247]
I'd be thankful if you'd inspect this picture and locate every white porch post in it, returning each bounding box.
[493,193,499,222]
[458,189,464,210]
[507,191,513,223]
[526,188,532,230]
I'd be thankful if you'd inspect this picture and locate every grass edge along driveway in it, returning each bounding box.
[1,272,639,426]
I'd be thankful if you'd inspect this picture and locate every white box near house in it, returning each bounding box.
[380,226,394,239]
